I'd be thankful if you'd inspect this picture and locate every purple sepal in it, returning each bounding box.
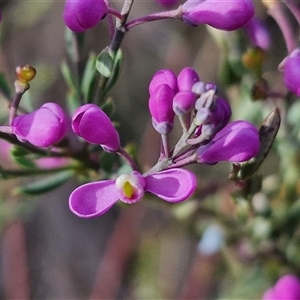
[145,168,196,202]
[63,0,108,32]
[182,0,254,31]
[69,180,119,218]
[12,102,67,148]
[197,120,260,164]
[72,104,120,152]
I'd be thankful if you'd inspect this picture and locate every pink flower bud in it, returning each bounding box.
[182,0,255,31]
[149,69,178,95]
[281,48,300,96]
[173,91,197,116]
[197,120,260,164]
[177,67,200,92]
[148,84,175,134]
[72,104,120,152]
[12,102,67,148]
[63,0,108,32]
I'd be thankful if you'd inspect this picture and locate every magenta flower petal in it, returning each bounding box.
[69,180,119,218]
[197,120,260,164]
[149,69,178,95]
[173,91,197,116]
[72,104,120,152]
[148,84,175,134]
[262,275,300,300]
[155,0,179,7]
[177,67,200,92]
[63,0,108,32]
[182,0,254,31]
[144,168,196,203]
[12,102,67,148]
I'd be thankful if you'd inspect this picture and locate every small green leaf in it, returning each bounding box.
[81,53,98,103]
[61,61,77,91]
[96,48,114,78]
[100,152,118,173]
[240,108,281,179]
[11,146,31,157]
[104,49,123,93]
[16,169,74,195]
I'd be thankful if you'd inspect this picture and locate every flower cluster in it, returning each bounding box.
[68,67,260,218]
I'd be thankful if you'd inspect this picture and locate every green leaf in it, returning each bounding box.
[96,48,114,78]
[0,73,12,99]
[16,169,74,195]
[99,152,118,173]
[61,61,77,91]
[11,146,31,157]
[81,53,98,103]
[104,49,123,93]
[240,108,281,179]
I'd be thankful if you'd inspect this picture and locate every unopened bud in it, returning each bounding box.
[15,65,36,89]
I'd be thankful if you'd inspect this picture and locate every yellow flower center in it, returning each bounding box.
[123,181,134,198]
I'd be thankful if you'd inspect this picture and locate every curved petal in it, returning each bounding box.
[69,180,119,218]
[144,168,196,203]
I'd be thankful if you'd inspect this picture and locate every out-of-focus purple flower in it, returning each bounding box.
[177,67,200,92]
[281,48,300,96]
[262,275,300,300]
[149,69,178,95]
[69,168,196,217]
[155,0,179,7]
[72,104,120,152]
[244,18,271,50]
[149,84,175,134]
[12,102,67,148]
[63,0,108,32]
[182,0,255,31]
[197,120,260,164]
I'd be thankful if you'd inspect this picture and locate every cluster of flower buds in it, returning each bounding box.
[68,67,260,218]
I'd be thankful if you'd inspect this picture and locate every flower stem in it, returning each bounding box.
[126,6,182,30]
[116,146,139,171]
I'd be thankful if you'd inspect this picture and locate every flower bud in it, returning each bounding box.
[72,104,120,152]
[12,102,67,148]
[177,67,200,92]
[155,0,179,7]
[149,69,178,95]
[148,84,175,134]
[173,91,197,116]
[63,0,108,32]
[197,120,260,164]
[281,48,300,96]
[182,0,254,31]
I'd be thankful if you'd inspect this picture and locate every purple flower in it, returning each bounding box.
[182,0,255,31]
[63,0,108,32]
[197,120,260,164]
[281,48,300,96]
[72,104,120,152]
[262,275,300,300]
[12,102,67,148]
[69,168,197,217]
[244,18,271,50]
[148,84,175,134]
[149,69,178,95]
